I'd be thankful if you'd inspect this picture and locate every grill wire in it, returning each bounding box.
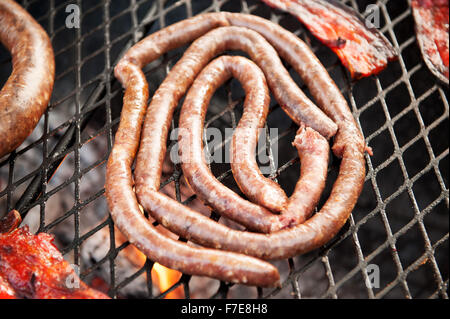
[0,0,448,299]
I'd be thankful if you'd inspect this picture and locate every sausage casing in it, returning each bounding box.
[0,0,55,158]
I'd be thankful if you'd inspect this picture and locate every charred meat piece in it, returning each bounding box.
[260,0,398,79]
[412,0,449,85]
[0,227,109,299]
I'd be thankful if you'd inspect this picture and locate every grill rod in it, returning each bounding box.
[1,0,446,299]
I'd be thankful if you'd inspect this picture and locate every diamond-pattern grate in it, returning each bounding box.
[0,0,448,299]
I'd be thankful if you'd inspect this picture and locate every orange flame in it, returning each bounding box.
[151,263,184,299]
[114,226,184,299]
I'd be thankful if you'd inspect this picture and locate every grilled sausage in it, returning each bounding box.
[131,13,366,258]
[224,12,367,155]
[180,55,289,213]
[0,0,55,158]
[179,59,329,224]
[107,51,280,287]
[134,25,337,232]
[279,126,330,226]
[109,12,366,280]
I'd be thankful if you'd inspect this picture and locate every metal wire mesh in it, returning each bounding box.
[0,0,448,299]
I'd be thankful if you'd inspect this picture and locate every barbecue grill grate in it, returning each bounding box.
[0,0,448,299]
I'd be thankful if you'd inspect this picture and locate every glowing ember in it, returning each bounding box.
[151,263,184,299]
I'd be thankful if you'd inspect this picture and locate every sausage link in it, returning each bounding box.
[135,25,335,232]
[131,14,366,259]
[122,12,337,191]
[279,126,330,226]
[229,69,288,213]
[0,0,55,158]
[179,55,288,213]
[120,13,337,139]
[107,50,280,287]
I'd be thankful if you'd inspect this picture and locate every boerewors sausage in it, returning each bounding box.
[108,12,367,285]
[178,55,289,215]
[107,39,280,287]
[176,52,293,231]
[0,0,55,158]
[134,25,337,232]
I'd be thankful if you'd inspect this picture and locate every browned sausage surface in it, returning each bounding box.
[0,0,55,158]
[228,63,288,213]
[108,12,367,284]
[107,41,280,287]
[177,55,288,213]
[132,14,366,259]
[134,25,336,232]
[139,145,365,260]
[279,126,330,226]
